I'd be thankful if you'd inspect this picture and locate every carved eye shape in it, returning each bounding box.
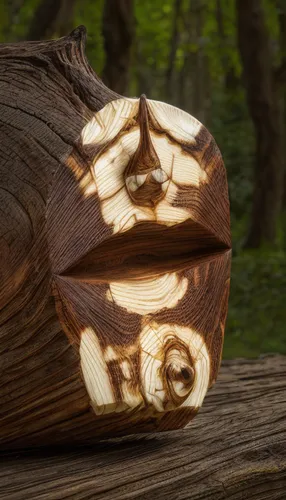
[151,169,168,184]
[136,173,148,186]
[163,345,195,408]
[125,173,148,192]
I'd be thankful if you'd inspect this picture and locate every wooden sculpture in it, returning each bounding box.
[0,27,231,448]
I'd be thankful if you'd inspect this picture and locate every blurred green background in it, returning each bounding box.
[1,0,285,358]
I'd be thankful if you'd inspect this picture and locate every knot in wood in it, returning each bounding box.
[163,343,195,407]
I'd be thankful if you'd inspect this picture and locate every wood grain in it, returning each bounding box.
[0,355,285,500]
[51,95,231,424]
[0,26,231,445]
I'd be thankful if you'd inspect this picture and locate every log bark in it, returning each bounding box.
[236,0,284,248]
[0,355,285,500]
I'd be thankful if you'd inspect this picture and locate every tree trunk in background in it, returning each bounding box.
[2,0,25,41]
[102,0,134,95]
[178,0,210,125]
[134,35,152,98]
[278,3,286,210]
[216,0,240,93]
[53,0,76,37]
[27,0,63,40]
[27,0,76,41]
[190,0,210,125]
[165,0,183,103]
[236,0,284,248]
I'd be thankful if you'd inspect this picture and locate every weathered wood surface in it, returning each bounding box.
[1,355,285,500]
[0,26,231,443]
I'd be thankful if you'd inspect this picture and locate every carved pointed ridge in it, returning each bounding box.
[125,95,168,208]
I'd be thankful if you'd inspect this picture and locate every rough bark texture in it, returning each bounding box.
[236,0,284,248]
[102,0,134,95]
[0,355,285,500]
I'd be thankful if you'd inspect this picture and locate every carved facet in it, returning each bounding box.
[124,95,165,208]
[52,95,231,430]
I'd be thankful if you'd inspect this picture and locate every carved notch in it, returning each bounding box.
[124,95,168,207]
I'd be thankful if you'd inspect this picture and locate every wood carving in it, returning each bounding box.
[0,27,231,448]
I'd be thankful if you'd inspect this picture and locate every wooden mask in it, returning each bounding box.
[0,28,231,447]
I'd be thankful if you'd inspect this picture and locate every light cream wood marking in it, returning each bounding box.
[149,134,206,186]
[101,186,155,234]
[121,381,143,410]
[93,137,202,234]
[80,322,209,416]
[80,327,116,415]
[106,273,188,315]
[126,173,148,192]
[81,98,208,233]
[79,172,97,197]
[81,98,138,146]
[104,345,118,362]
[81,98,202,147]
[140,322,210,412]
[121,360,132,379]
[147,99,202,144]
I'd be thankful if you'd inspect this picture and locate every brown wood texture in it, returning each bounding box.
[0,27,231,446]
[0,355,285,500]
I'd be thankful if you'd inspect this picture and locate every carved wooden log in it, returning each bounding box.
[0,27,231,448]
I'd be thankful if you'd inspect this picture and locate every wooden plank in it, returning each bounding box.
[0,355,285,500]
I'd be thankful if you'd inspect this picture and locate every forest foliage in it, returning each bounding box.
[0,0,285,358]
